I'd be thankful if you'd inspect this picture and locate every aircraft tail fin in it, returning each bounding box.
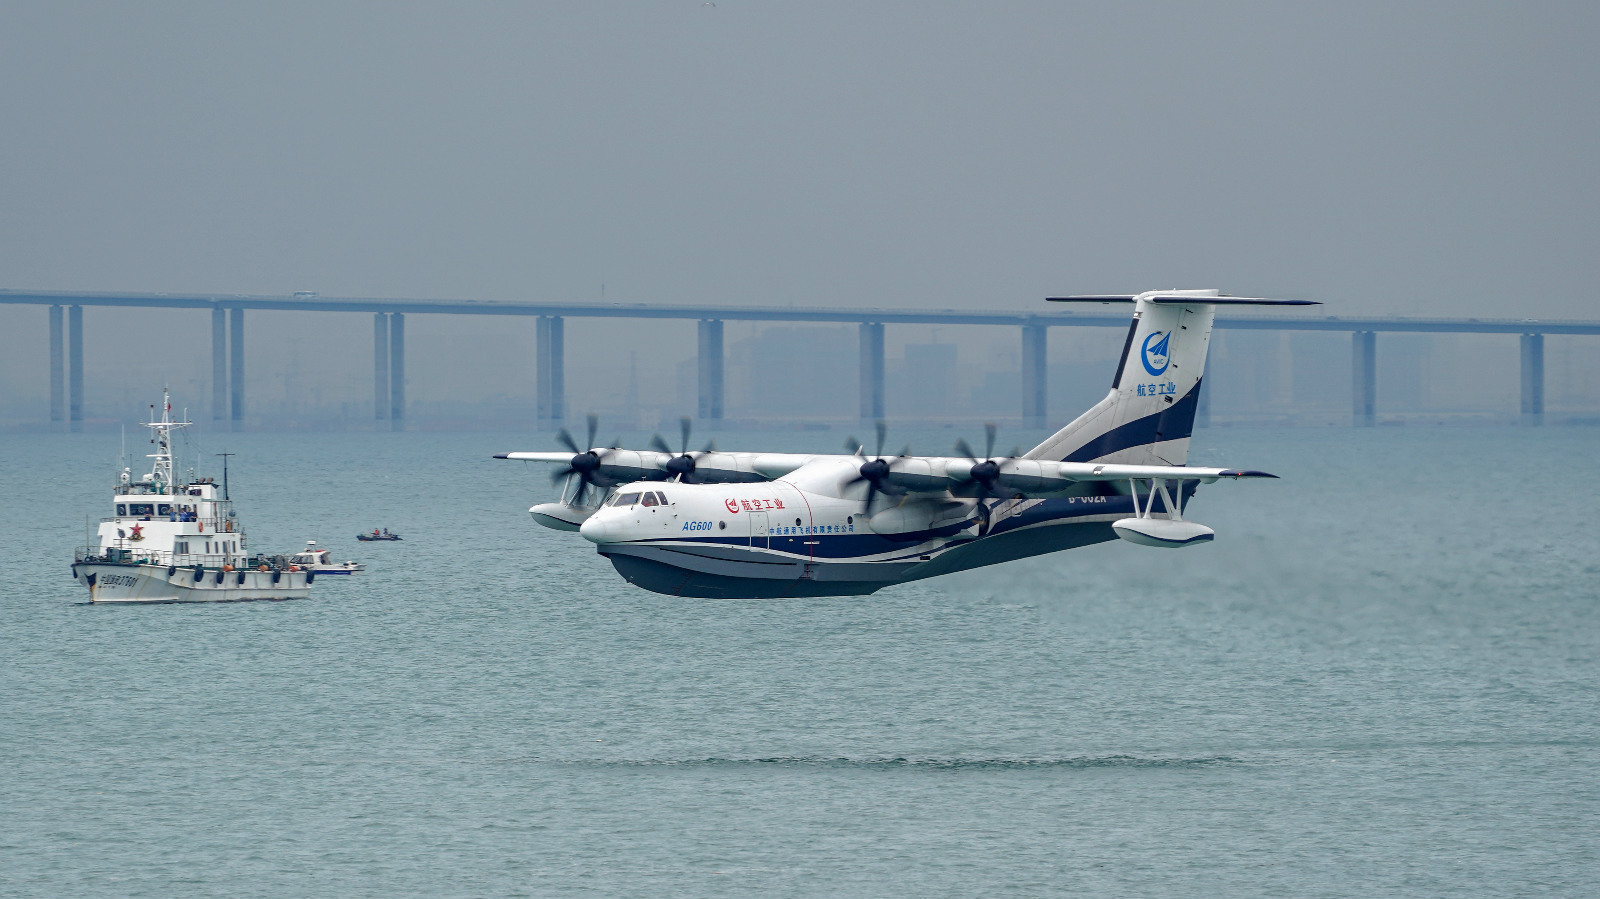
[1025,290,1315,466]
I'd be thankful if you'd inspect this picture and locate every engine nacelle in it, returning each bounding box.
[1111,517,1215,548]
[530,502,595,532]
[869,501,970,540]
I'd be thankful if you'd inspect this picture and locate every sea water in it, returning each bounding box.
[2,425,1596,897]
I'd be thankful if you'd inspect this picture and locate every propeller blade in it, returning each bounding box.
[585,414,599,451]
[555,429,580,455]
[679,417,692,456]
[874,420,887,458]
[845,436,864,456]
[648,434,673,455]
[550,467,574,486]
[955,438,977,463]
[984,422,997,460]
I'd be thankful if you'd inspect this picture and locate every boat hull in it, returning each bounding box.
[73,562,313,603]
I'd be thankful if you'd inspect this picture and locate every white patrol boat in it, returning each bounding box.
[289,542,365,575]
[71,390,315,603]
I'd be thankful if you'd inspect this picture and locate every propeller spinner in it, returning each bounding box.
[954,423,1011,501]
[552,414,610,504]
[844,420,908,514]
[649,417,715,482]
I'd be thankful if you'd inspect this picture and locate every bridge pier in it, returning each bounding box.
[389,313,405,430]
[229,307,245,429]
[68,305,83,431]
[698,319,724,422]
[49,305,64,425]
[1520,333,1544,426]
[373,313,390,421]
[1021,322,1048,427]
[212,308,227,422]
[536,315,564,428]
[1352,330,1376,427]
[859,322,885,420]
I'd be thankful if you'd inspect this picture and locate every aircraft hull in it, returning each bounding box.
[597,516,1121,598]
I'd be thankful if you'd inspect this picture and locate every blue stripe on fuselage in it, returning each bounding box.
[620,493,1161,559]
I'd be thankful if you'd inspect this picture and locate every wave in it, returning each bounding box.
[499,754,1245,771]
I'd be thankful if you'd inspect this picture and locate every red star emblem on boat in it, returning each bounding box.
[128,524,144,541]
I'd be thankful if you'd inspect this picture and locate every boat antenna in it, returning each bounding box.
[216,452,234,501]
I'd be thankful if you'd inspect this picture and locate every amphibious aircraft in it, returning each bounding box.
[495,289,1317,598]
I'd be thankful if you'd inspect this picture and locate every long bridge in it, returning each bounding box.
[6,289,1597,430]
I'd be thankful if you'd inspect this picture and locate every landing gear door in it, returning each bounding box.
[749,511,769,548]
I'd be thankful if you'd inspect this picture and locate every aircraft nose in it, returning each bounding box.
[579,515,611,544]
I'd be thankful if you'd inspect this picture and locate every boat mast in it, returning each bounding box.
[142,387,190,494]
[216,452,234,501]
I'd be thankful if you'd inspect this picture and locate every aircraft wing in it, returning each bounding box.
[1045,462,1275,481]
[495,445,1275,501]
[494,452,580,463]
[861,456,1276,496]
[492,447,823,484]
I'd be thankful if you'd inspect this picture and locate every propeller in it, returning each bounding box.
[955,423,1013,532]
[954,423,1004,499]
[844,420,905,514]
[649,417,715,482]
[551,414,610,505]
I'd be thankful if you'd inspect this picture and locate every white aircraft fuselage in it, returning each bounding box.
[576,457,1147,598]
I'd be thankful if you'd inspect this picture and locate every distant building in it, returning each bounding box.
[891,343,958,418]
[725,326,857,418]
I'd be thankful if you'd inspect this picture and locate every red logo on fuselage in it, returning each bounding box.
[724,498,740,514]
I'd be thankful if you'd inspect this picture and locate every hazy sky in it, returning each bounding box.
[3,0,1599,325]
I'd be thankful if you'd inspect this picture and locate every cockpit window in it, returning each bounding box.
[641,493,658,507]
[656,492,669,505]
[614,492,641,507]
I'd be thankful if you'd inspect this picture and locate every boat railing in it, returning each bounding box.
[98,515,239,533]
[76,546,294,570]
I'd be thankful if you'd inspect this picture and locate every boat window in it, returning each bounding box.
[117,504,127,516]
[641,493,658,507]
[129,503,155,516]
[614,492,641,507]
[158,504,172,516]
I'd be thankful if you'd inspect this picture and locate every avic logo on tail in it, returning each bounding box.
[1141,331,1171,376]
